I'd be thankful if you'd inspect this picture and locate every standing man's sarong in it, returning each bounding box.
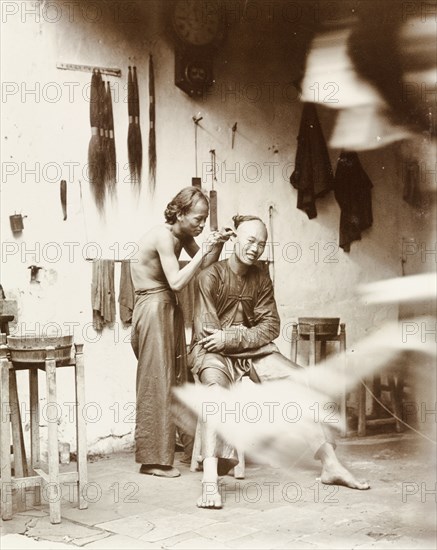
[131,287,187,466]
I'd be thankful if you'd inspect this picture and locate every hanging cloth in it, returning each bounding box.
[334,151,373,252]
[119,260,135,326]
[290,103,334,219]
[91,259,116,331]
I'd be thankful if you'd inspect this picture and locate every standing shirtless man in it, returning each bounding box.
[130,187,233,478]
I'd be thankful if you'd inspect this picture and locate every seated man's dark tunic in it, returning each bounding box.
[189,260,332,474]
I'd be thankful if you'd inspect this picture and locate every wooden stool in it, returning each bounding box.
[290,317,348,436]
[0,341,88,524]
[357,370,405,436]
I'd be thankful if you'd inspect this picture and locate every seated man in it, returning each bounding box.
[189,214,369,509]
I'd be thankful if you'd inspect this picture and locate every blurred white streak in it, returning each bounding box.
[174,316,436,466]
[359,273,437,304]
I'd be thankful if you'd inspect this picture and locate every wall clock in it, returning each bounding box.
[170,0,224,49]
[169,0,225,96]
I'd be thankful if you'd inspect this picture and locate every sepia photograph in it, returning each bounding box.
[1,1,436,548]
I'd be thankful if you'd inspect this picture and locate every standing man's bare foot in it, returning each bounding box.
[139,464,180,478]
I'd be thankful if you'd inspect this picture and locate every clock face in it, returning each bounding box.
[172,0,222,47]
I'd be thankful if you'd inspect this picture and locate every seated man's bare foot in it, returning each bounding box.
[321,461,370,490]
[197,480,222,509]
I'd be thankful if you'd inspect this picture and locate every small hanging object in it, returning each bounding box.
[9,213,27,234]
[60,180,67,220]
[192,114,203,188]
[148,55,156,194]
[209,149,218,231]
[28,265,42,284]
[231,122,237,149]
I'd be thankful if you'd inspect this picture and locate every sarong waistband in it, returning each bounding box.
[134,286,178,305]
[135,286,171,296]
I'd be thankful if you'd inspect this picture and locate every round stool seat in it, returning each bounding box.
[298,317,340,337]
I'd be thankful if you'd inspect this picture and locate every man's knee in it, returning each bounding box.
[199,367,232,388]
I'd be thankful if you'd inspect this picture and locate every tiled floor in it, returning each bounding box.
[1,432,436,549]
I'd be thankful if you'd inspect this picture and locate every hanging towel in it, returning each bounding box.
[334,151,373,252]
[91,259,116,331]
[290,103,334,219]
[119,260,135,326]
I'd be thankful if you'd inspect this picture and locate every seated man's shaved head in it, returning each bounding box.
[231,214,268,266]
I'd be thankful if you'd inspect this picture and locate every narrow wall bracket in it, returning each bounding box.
[57,63,121,77]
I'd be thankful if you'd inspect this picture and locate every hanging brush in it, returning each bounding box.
[106,81,117,197]
[88,70,105,213]
[133,65,143,186]
[148,55,156,194]
[101,76,109,186]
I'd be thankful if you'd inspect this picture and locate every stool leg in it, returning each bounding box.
[74,344,88,510]
[372,375,382,417]
[339,324,347,437]
[9,371,28,478]
[9,370,27,512]
[29,369,41,505]
[357,381,367,437]
[45,349,61,524]
[308,326,316,366]
[1,350,13,520]
[394,371,405,433]
[290,323,298,363]
[234,449,245,479]
[388,375,403,433]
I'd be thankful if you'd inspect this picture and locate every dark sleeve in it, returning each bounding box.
[192,268,222,340]
[222,273,280,353]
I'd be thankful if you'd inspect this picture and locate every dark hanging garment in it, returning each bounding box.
[334,151,373,252]
[119,260,135,327]
[290,103,334,219]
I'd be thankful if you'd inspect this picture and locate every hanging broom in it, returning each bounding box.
[88,69,105,213]
[106,81,117,198]
[133,65,143,186]
[148,55,156,194]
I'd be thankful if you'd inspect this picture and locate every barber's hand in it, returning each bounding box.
[198,327,226,353]
[203,231,223,254]
[218,227,236,241]
[202,229,231,255]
